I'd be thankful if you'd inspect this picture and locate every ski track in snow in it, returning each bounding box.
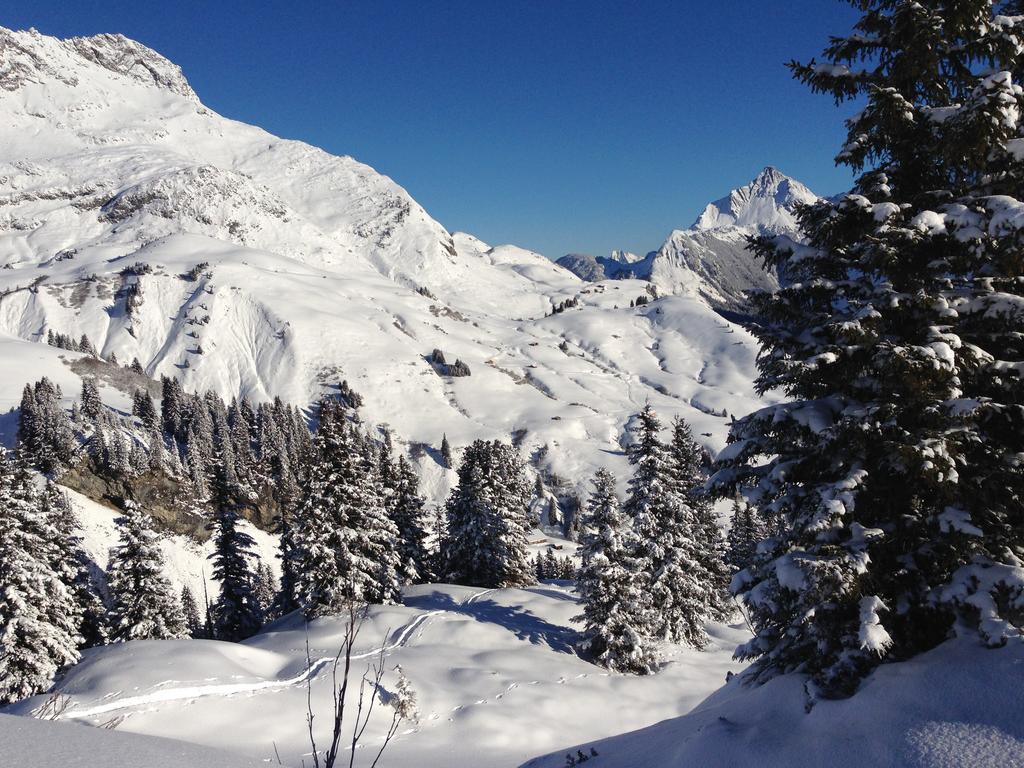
[58,589,493,722]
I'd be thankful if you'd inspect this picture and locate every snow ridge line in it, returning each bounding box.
[59,608,445,721]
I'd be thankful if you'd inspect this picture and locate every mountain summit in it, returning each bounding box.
[0,26,196,98]
[692,166,817,234]
[0,26,765,499]
[558,167,818,309]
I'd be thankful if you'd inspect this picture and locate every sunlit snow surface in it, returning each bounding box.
[8,583,749,768]
[0,25,773,502]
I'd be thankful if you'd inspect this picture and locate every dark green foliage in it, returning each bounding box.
[442,439,534,588]
[714,2,1024,698]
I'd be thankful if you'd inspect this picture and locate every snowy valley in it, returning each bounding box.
[1,13,1023,768]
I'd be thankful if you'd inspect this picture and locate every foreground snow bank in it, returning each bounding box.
[0,713,265,768]
[5,584,747,768]
[524,635,1024,768]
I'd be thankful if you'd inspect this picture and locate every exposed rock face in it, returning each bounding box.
[65,33,198,100]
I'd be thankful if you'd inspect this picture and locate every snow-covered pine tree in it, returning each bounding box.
[79,335,96,357]
[147,423,166,473]
[253,561,278,623]
[668,416,731,622]
[38,483,89,651]
[181,585,204,638]
[391,455,431,584]
[132,389,159,431]
[294,401,400,617]
[713,3,1024,697]
[18,379,78,474]
[107,500,187,641]
[725,496,766,575]
[271,472,302,618]
[625,406,712,647]
[442,439,534,588]
[0,452,81,705]
[207,462,262,642]
[440,434,452,469]
[574,469,658,674]
[535,552,548,580]
[541,549,558,581]
[80,377,102,421]
[161,375,184,437]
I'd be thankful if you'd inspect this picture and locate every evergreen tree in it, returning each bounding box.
[147,423,166,473]
[80,377,102,421]
[440,434,452,469]
[391,455,431,584]
[181,585,203,638]
[442,440,534,588]
[294,401,400,617]
[668,417,731,622]
[79,334,96,357]
[714,3,1024,697]
[38,483,90,649]
[725,496,766,575]
[253,561,278,623]
[18,379,77,474]
[543,549,559,581]
[161,376,184,438]
[271,468,302,618]
[107,500,186,641]
[0,453,81,705]
[574,469,658,674]
[132,389,159,431]
[207,463,261,642]
[625,406,713,646]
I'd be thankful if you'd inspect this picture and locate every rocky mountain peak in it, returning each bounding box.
[692,166,817,234]
[0,26,196,100]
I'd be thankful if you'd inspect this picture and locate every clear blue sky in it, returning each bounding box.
[5,1,861,258]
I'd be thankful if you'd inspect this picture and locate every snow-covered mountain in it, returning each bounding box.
[0,26,770,503]
[558,167,819,309]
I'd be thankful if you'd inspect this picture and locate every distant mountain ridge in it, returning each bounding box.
[558,167,819,309]
[0,25,770,502]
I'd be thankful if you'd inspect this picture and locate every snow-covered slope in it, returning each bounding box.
[692,166,816,234]
[525,635,1024,768]
[7,583,749,768]
[645,167,818,307]
[67,484,280,607]
[0,26,771,501]
[558,168,818,309]
[0,714,267,768]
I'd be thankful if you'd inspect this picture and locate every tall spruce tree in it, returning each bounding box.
[725,496,766,576]
[107,500,187,641]
[80,377,102,421]
[440,434,452,469]
[18,378,77,474]
[0,452,81,705]
[181,585,204,638]
[713,2,1024,697]
[624,406,713,646]
[207,462,262,641]
[391,455,432,584]
[294,401,400,617]
[38,483,98,650]
[574,469,658,674]
[667,417,731,623]
[442,439,534,588]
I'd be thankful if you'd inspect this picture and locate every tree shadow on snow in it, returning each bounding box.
[465,598,577,653]
[403,590,577,654]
